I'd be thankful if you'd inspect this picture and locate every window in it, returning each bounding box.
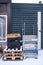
[0,15,7,42]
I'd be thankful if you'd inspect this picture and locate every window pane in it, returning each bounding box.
[0,15,7,41]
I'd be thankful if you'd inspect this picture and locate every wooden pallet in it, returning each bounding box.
[3,56,23,60]
[3,47,23,60]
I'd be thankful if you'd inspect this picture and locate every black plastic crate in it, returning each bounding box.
[7,38,21,50]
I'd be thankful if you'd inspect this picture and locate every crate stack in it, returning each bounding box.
[23,35,38,59]
[3,34,23,60]
[7,34,21,50]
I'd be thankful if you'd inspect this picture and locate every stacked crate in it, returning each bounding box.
[3,34,23,60]
[23,35,38,59]
[7,34,21,50]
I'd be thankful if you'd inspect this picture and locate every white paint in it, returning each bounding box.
[24,44,36,50]
[12,0,43,3]
[32,39,38,41]
[23,35,37,41]
[38,12,41,49]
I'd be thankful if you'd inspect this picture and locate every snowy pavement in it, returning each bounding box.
[0,50,43,65]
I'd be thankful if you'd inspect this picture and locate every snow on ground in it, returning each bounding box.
[0,50,43,65]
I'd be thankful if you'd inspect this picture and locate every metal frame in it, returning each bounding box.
[0,15,7,42]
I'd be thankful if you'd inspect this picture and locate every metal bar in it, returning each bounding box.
[38,12,41,50]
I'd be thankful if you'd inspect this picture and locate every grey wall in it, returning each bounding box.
[0,1,11,50]
[11,3,43,49]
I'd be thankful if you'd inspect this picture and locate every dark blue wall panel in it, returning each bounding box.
[11,3,43,49]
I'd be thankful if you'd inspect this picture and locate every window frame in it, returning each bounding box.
[0,15,7,42]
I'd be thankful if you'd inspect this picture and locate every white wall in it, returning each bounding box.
[12,0,43,3]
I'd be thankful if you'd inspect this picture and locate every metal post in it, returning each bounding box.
[38,12,41,50]
[24,22,25,35]
[33,24,34,35]
[22,24,24,37]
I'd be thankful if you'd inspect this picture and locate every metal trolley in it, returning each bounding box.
[23,35,38,59]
